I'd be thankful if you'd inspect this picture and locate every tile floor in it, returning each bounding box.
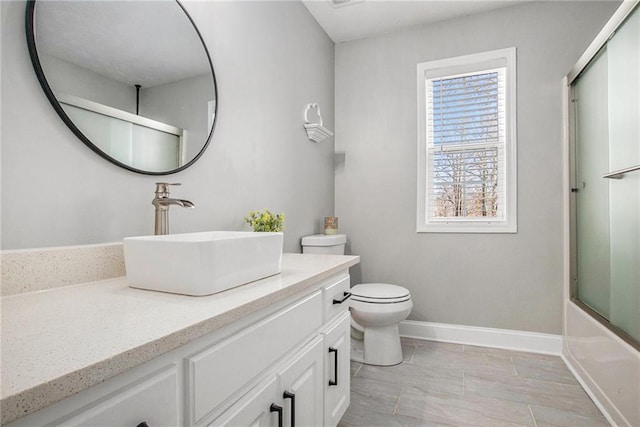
[338,338,610,427]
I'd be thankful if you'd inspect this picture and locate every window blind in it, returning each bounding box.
[426,68,506,220]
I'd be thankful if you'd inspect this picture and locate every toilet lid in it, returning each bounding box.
[301,234,347,246]
[350,283,411,303]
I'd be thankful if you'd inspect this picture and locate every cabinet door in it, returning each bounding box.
[209,377,279,427]
[278,337,324,427]
[323,312,351,427]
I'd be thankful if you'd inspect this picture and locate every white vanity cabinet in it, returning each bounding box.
[6,270,353,427]
[205,274,351,427]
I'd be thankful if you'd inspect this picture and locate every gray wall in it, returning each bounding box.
[40,53,136,113]
[335,1,619,334]
[141,73,213,161]
[1,1,335,252]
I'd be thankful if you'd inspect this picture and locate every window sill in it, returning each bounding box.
[416,222,517,234]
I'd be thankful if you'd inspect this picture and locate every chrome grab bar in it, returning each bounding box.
[602,164,640,180]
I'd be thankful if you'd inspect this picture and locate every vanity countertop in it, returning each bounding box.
[0,253,359,425]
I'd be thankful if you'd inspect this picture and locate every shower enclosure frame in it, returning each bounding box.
[565,0,639,351]
[562,1,640,426]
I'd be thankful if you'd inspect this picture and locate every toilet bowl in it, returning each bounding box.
[349,283,412,366]
[300,234,413,366]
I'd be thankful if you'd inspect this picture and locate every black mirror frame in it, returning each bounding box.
[24,0,218,176]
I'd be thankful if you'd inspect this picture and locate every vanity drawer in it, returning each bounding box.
[323,274,351,323]
[57,366,179,427]
[188,290,322,423]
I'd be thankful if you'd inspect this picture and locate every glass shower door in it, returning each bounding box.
[574,48,611,319]
[607,6,640,341]
[572,5,640,345]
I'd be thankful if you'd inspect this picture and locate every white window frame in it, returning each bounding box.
[416,47,517,233]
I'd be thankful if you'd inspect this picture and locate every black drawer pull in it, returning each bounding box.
[332,292,351,305]
[283,390,295,427]
[329,347,338,386]
[270,403,283,427]
[136,423,150,427]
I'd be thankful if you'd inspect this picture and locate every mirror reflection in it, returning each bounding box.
[28,0,217,174]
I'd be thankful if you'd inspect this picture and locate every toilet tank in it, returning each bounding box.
[301,234,347,255]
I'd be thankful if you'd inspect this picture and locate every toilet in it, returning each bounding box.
[301,234,413,366]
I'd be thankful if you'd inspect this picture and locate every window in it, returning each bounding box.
[417,48,517,233]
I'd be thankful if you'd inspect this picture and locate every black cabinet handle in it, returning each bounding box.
[136,423,149,427]
[329,347,338,386]
[332,292,352,305]
[283,390,295,427]
[270,403,283,427]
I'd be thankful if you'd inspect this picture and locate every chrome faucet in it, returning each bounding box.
[152,182,194,235]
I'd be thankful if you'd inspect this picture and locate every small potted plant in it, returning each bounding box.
[244,209,285,232]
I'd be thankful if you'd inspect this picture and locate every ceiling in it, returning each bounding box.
[36,0,529,86]
[36,1,210,88]
[301,0,528,43]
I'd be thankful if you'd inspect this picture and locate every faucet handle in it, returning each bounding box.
[155,182,181,197]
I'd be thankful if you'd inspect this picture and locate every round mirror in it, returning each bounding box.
[26,0,218,175]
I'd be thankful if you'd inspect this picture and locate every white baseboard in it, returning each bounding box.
[399,320,563,355]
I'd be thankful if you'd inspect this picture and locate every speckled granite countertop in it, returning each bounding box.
[0,253,359,425]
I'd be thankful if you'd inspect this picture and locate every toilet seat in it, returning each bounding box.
[351,283,410,304]
[351,295,411,304]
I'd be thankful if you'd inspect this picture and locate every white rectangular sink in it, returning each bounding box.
[123,231,283,296]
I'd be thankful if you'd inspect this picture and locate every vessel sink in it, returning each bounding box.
[123,231,283,296]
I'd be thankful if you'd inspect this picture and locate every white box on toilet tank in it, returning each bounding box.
[301,234,347,255]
